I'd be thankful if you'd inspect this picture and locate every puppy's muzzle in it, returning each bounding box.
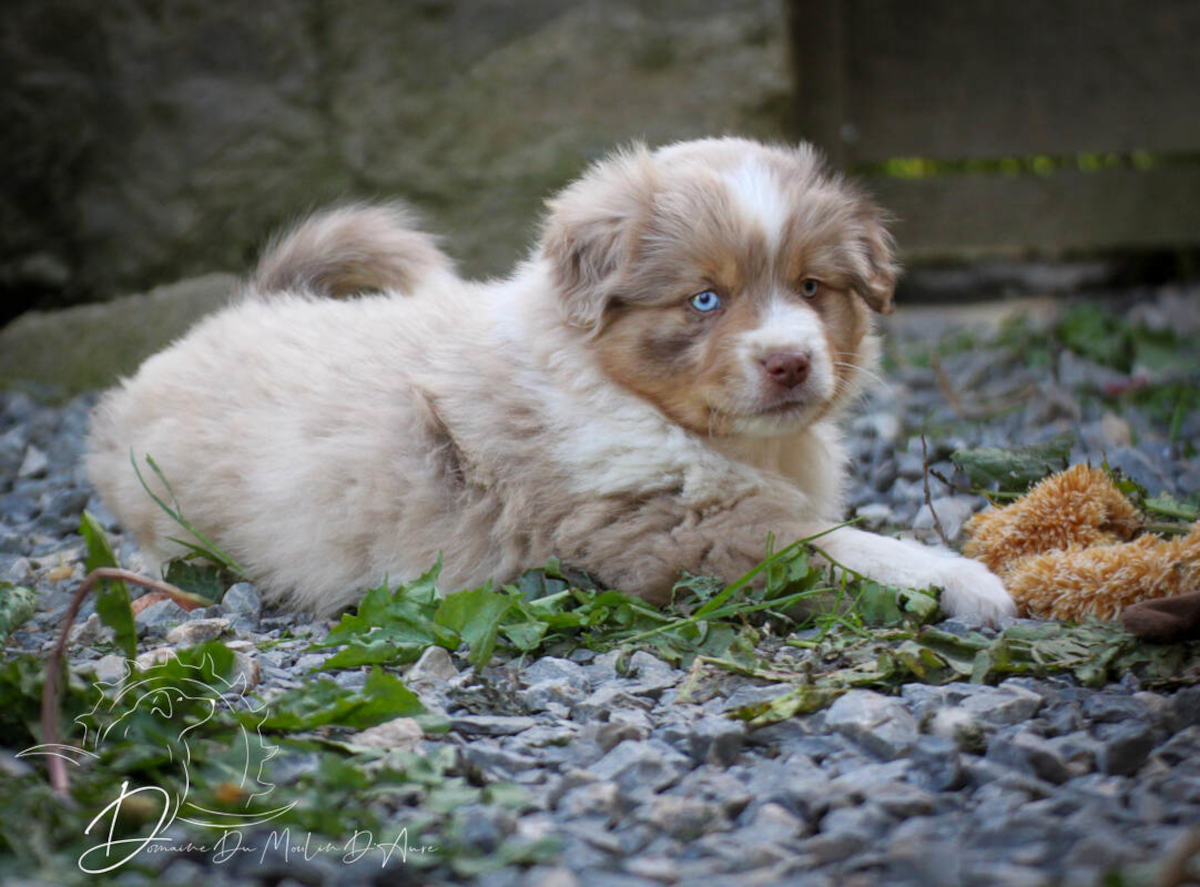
[761,351,811,390]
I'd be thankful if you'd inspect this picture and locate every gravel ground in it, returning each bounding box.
[2,283,1199,886]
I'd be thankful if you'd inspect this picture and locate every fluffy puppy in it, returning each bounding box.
[87,138,1015,622]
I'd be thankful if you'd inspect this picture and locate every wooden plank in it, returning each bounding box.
[866,166,1200,259]
[789,0,847,168]
[840,0,1200,163]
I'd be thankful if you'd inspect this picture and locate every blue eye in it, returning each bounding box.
[690,290,722,313]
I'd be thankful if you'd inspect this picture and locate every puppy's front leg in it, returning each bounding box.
[563,493,1013,624]
[805,525,1015,624]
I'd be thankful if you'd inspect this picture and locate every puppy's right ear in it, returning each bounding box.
[540,145,657,330]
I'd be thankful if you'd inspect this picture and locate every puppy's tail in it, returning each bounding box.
[253,203,454,298]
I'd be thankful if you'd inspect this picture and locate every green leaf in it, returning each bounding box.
[950,432,1075,493]
[502,620,548,651]
[1143,493,1199,522]
[320,638,429,670]
[0,583,37,643]
[161,560,230,603]
[79,510,137,659]
[856,582,905,627]
[1055,304,1132,372]
[436,586,516,668]
[729,685,846,727]
[318,564,461,671]
[259,666,429,731]
[514,568,570,601]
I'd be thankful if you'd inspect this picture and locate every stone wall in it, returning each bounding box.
[1,0,789,313]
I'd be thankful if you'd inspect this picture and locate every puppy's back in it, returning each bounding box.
[253,203,454,298]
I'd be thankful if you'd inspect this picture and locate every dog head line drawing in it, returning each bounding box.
[19,652,294,849]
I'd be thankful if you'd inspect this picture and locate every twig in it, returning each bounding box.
[929,354,1037,420]
[1155,826,1200,887]
[695,655,799,682]
[921,434,952,547]
[42,568,195,795]
[1141,522,1193,536]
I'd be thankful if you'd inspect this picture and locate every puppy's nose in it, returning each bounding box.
[762,352,810,388]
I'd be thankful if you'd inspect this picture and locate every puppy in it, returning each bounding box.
[87,138,1015,623]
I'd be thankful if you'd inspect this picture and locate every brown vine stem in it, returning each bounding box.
[921,434,952,547]
[42,568,195,795]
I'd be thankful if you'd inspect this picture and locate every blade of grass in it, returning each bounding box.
[692,521,860,620]
[130,450,246,576]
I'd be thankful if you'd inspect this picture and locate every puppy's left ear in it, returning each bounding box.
[851,202,899,315]
[540,145,657,330]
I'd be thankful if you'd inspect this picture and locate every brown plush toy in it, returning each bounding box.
[962,464,1200,637]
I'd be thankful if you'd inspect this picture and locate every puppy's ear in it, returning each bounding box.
[540,145,657,329]
[851,201,899,315]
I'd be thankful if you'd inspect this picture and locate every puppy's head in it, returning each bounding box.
[540,138,897,437]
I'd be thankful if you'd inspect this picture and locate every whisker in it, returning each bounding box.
[832,360,894,397]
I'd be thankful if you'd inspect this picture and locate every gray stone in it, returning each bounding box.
[514,723,580,749]
[1,275,239,393]
[557,781,622,820]
[1105,446,1177,498]
[406,645,459,683]
[588,739,692,794]
[796,830,865,865]
[695,715,746,767]
[657,714,745,767]
[135,598,189,637]
[0,493,39,524]
[873,782,936,818]
[350,716,423,751]
[67,612,115,647]
[934,684,1045,747]
[673,768,756,821]
[644,795,722,840]
[1095,721,1155,776]
[87,652,131,684]
[581,649,624,683]
[220,582,261,630]
[748,801,804,843]
[520,679,578,712]
[164,617,230,646]
[469,741,545,778]
[1058,350,1130,392]
[451,715,537,736]
[819,802,892,845]
[912,495,978,541]
[571,686,654,721]
[828,760,912,800]
[17,446,49,479]
[456,804,515,854]
[962,863,1054,887]
[525,867,579,887]
[987,730,1072,785]
[720,682,796,711]
[333,669,367,690]
[292,652,327,673]
[823,690,918,761]
[1045,731,1099,778]
[854,501,894,529]
[593,709,653,752]
[1172,686,1200,727]
[523,655,590,692]
[624,650,681,697]
[41,487,89,520]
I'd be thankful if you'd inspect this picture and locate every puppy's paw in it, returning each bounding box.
[937,557,1016,626]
